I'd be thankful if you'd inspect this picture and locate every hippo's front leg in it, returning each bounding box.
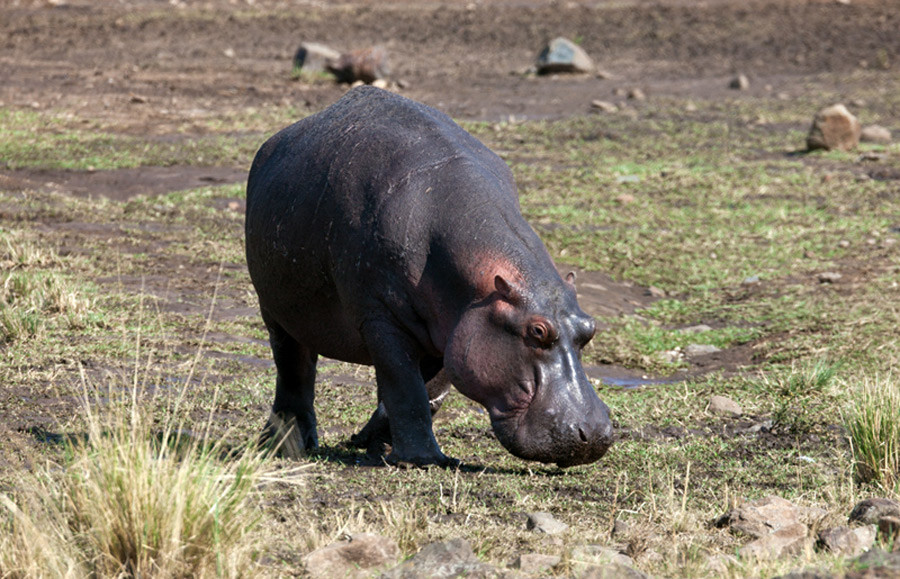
[362,320,453,467]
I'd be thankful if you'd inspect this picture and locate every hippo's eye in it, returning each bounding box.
[527,320,557,348]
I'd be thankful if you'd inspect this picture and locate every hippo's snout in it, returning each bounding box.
[554,409,614,468]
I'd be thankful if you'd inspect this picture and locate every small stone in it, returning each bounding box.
[611,519,630,537]
[327,46,390,84]
[536,37,594,75]
[303,533,400,579]
[646,286,666,298]
[580,563,649,578]
[852,547,900,570]
[591,100,618,113]
[293,42,341,74]
[818,525,876,557]
[627,88,646,101]
[381,538,498,578]
[570,545,634,568]
[371,78,389,89]
[684,344,721,357]
[742,275,761,285]
[817,272,842,283]
[739,522,809,560]
[730,74,750,90]
[616,193,635,204]
[717,496,803,538]
[860,125,892,144]
[658,349,683,364]
[838,240,851,248]
[513,553,560,574]
[526,512,569,535]
[223,47,235,58]
[709,395,743,417]
[807,104,861,152]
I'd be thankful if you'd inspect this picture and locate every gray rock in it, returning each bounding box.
[817,525,876,557]
[684,344,721,357]
[860,124,892,144]
[293,42,341,74]
[536,37,594,75]
[709,395,743,417]
[579,562,648,579]
[717,496,803,538]
[730,74,750,90]
[658,348,683,364]
[304,533,399,578]
[591,100,618,113]
[849,498,900,525]
[526,511,569,535]
[381,538,506,578]
[570,545,642,577]
[739,522,809,560]
[852,547,900,571]
[327,46,390,84]
[807,104,861,152]
[512,553,560,574]
[742,275,761,285]
[627,88,646,101]
[817,272,842,283]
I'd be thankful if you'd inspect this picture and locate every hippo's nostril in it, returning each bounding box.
[578,427,588,443]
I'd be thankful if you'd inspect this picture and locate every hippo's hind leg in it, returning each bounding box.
[261,313,318,459]
[350,358,451,455]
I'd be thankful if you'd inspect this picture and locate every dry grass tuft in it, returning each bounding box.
[846,374,900,491]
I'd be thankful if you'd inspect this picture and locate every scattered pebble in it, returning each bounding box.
[729,74,750,90]
[817,272,842,283]
[684,344,721,357]
[709,395,742,416]
[526,512,569,535]
[807,103,861,152]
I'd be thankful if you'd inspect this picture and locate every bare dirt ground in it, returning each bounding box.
[0,0,897,435]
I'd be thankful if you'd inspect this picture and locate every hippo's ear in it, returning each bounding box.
[494,275,522,304]
[565,271,577,286]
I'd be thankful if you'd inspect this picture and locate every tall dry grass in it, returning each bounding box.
[0,364,276,578]
[846,374,900,491]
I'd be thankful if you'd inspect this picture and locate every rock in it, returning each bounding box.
[730,74,750,90]
[580,563,649,578]
[707,554,740,574]
[806,104,861,152]
[535,37,594,75]
[818,525,876,557]
[627,88,646,101]
[739,522,809,560]
[717,496,803,538]
[861,124,892,144]
[817,271,842,283]
[646,286,666,298]
[381,538,503,578]
[615,193,635,204]
[611,519,630,538]
[303,533,399,578]
[742,275,761,285]
[591,100,618,113]
[850,548,900,574]
[293,42,341,74]
[658,348,683,364]
[709,395,743,417]
[684,344,721,357]
[849,498,900,525]
[513,553,560,574]
[327,46,390,84]
[526,511,569,535]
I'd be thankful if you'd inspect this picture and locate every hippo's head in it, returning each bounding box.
[445,272,613,467]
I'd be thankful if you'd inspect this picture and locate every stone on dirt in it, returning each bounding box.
[627,87,646,101]
[535,37,594,75]
[684,343,721,357]
[381,538,504,578]
[852,548,900,573]
[848,498,900,525]
[730,74,750,90]
[327,46,390,84]
[739,522,809,560]
[817,271,842,283]
[591,100,618,113]
[292,41,341,74]
[570,545,642,577]
[806,103,861,152]
[526,511,569,534]
[709,395,743,417]
[878,516,900,544]
[861,124,892,144]
[717,495,803,538]
[817,525,876,557]
[302,533,399,578]
[512,553,560,574]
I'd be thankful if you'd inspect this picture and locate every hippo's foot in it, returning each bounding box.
[262,411,317,459]
[349,404,392,456]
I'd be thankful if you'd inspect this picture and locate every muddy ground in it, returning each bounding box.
[0,0,897,452]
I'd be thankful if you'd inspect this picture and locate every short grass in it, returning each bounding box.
[1,71,899,577]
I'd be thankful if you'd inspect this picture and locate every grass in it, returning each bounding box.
[846,375,900,491]
[0,56,899,578]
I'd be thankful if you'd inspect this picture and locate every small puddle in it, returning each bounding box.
[599,376,677,390]
[584,365,678,390]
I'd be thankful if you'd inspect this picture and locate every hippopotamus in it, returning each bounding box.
[245,86,613,467]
